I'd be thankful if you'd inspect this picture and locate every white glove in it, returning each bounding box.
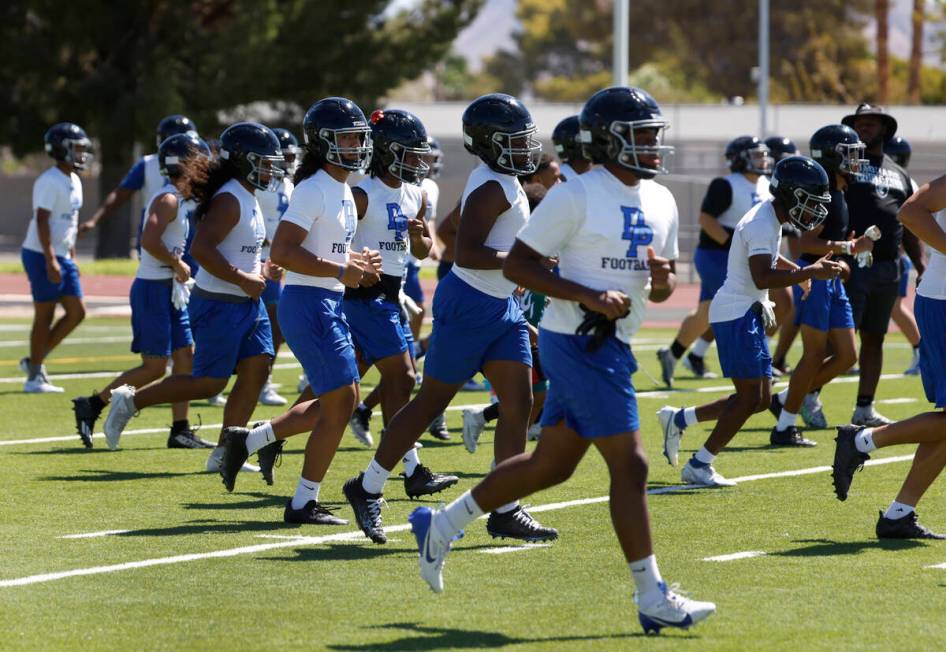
[399,289,423,318]
[856,225,881,268]
[172,278,195,311]
[759,300,777,332]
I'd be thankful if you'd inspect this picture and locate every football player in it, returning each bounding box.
[552,114,593,180]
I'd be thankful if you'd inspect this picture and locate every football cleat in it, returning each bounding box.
[769,426,816,447]
[343,474,387,544]
[349,405,374,447]
[219,427,250,492]
[637,582,716,634]
[103,385,137,450]
[657,406,684,467]
[800,392,828,429]
[258,381,288,406]
[486,506,557,542]
[427,412,450,441]
[852,405,893,428]
[768,393,783,419]
[71,395,102,448]
[461,408,486,454]
[681,461,735,488]
[167,425,215,449]
[682,352,717,379]
[207,393,227,407]
[402,464,459,499]
[876,510,946,540]
[283,500,348,526]
[655,348,676,388]
[527,422,542,441]
[205,447,259,474]
[409,506,452,593]
[257,438,284,486]
[831,425,869,501]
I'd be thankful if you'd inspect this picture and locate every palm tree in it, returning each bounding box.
[877,0,889,104]
[909,0,924,104]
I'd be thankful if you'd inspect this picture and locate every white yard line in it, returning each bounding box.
[480,544,551,555]
[1,453,917,589]
[0,361,303,385]
[877,398,918,405]
[59,530,131,540]
[0,336,132,349]
[703,551,767,562]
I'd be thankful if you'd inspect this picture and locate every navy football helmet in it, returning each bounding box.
[809,124,867,179]
[462,93,541,175]
[764,136,800,163]
[271,127,301,177]
[302,97,372,172]
[44,122,93,171]
[885,135,912,168]
[580,87,672,179]
[158,133,211,178]
[218,122,283,192]
[725,136,773,175]
[769,156,831,231]
[368,109,431,185]
[552,115,586,164]
[426,135,444,180]
[156,115,198,150]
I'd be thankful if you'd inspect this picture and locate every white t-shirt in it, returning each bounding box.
[194,178,265,297]
[709,200,782,323]
[137,183,189,281]
[23,167,82,258]
[516,167,679,344]
[559,162,579,182]
[421,177,439,224]
[282,168,357,293]
[917,208,946,301]
[715,173,772,229]
[141,154,166,204]
[352,176,424,278]
[256,177,294,262]
[453,163,529,298]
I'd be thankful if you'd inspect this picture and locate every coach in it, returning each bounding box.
[842,103,925,427]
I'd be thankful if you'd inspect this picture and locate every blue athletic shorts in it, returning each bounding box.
[404,260,424,304]
[261,278,282,306]
[343,295,409,366]
[916,295,946,408]
[899,256,912,298]
[694,247,729,303]
[188,292,274,378]
[712,307,772,379]
[130,278,193,357]
[21,248,82,303]
[279,285,359,396]
[424,271,531,384]
[792,275,854,332]
[538,329,638,437]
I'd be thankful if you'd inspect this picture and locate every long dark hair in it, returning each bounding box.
[179,156,240,220]
[293,149,324,185]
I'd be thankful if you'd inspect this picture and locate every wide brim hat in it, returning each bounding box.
[842,103,898,140]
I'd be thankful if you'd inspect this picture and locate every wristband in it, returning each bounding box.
[336,264,345,280]
[839,241,853,256]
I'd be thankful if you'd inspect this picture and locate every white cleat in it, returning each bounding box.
[461,408,486,454]
[205,447,261,473]
[681,461,735,487]
[349,406,374,448]
[297,373,309,394]
[637,582,716,634]
[657,406,683,467]
[409,506,452,594]
[851,405,893,428]
[103,385,137,450]
[259,381,288,406]
[23,373,64,394]
[18,357,30,374]
[207,393,227,407]
[800,392,828,429]
[904,350,921,376]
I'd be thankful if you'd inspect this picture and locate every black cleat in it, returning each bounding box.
[167,425,215,449]
[258,439,284,486]
[71,396,102,448]
[343,473,387,544]
[284,499,349,526]
[831,425,869,501]
[876,510,946,540]
[684,352,708,377]
[427,413,450,441]
[769,426,816,447]
[220,427,250,493]
[768,393,783,419]
[402,464,459,499]
[486,506,558,542]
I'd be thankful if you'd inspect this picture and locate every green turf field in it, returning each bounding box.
[0,317,942,650]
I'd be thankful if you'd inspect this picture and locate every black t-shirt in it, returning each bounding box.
[801,188,849,264]
[698,177,734,250]
[843,154,912,262]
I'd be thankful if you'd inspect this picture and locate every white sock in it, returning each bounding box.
[692,338,711,357]
[362,458,390,495]
[777,410,797,431]
[291,476,320,510]
[855,428,876,453]
[683,407,698,427]
[435,490,484,540]
[495,501,519,514]
[402,447,420,476]
[629,554,665,608]
[694,446,715,465]
[245,422,275,455]
[884,500,915,520]
[777,388,789,404]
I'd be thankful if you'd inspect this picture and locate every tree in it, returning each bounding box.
[0,0,482,257]
[876,0,890,104]
[909,0,924,104]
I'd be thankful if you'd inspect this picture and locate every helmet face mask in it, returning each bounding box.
[787,186,830,231]
[835,141,868,175]
[769,155,831,232]
[425,138,443,180]
[490,126,541,175]
[605,120,673,178]
[219,122,284,192]
[158,134,210,178]
[63,139,93,171]
[741,146,773,175]
[316,126,372,172]
[245,152,284,192]
[386,140,431,185]
[45,123,93,172]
